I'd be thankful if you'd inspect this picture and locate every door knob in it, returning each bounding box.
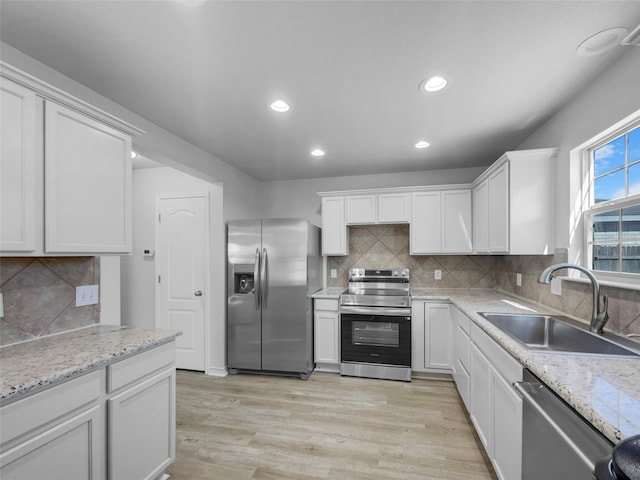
[194,290,203,297]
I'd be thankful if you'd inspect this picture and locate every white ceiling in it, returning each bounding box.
[1,1,639,181]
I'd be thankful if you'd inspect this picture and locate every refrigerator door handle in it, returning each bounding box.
[254,248,261,310]
[261,247,268,308]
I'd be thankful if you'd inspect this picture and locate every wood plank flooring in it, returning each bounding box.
[167,370,498,480]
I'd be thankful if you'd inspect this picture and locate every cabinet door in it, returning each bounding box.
[108,367,175,480]
[321,196,348,255]
[473,180,489,253]
[442,190,472,253]
[424,303,452,370]
[0,405,104,480]
[492,367,522,480]
[45,101,132,253]
[488,163,509,253]
[346,195,376,224]
[314,310,339,364]
[378,193,410,223]
[410,192,441,254]
[0,78,38,252]
[470,342,492,453]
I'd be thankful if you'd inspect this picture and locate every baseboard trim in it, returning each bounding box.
[205,367,228,377]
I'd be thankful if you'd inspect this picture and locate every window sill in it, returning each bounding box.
[558,274,640,292]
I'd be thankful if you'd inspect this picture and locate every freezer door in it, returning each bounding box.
[227,220,262,370]
[261,219,311,373]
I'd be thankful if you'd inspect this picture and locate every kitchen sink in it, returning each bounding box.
[478,312,640,357]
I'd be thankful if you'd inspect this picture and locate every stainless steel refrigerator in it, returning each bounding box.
[227,218,322,379]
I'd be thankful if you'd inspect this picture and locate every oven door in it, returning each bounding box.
[340,311,411,367]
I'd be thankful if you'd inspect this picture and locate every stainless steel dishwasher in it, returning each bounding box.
[514,369,614,479]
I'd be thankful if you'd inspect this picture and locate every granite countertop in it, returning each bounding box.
[310,287,346,298]
[0,325,181,406]
[312,287,640,444]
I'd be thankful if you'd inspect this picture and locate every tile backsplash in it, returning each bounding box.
[497,251,640,337]
[328,226,640,337]
[327,225,496,289]
[0,257,100,346]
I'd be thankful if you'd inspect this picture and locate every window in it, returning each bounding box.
[586,123,640,277]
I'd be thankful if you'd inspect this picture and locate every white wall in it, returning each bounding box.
[121,166,226,374]
[516,48,640,252]
[263,167,485,224]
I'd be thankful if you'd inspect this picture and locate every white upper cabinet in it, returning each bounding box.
[472,148,558,254]
[377,192,410,223]
[321,196,348,256]
[411,188,472,255]
[0,67,142,256]
[0,77,39,252]
[346,195,376,224]
[45,101,132,254]
[346,192,410,225]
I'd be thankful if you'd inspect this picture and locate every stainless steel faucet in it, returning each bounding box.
[537,263,609,334]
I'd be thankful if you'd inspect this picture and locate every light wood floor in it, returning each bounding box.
[167,370,498,480]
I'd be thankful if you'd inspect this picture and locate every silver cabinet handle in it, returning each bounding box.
[195,290,203,297]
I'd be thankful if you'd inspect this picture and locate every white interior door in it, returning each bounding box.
[157,194,208,371]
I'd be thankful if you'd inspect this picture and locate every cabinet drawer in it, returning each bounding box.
[107,342,175,393]
[453,307,470,334]
[453,358,470,412]
[470,322,522,383]
[315,299,339,311]
[1,370,101,448]
[454,323,471,372]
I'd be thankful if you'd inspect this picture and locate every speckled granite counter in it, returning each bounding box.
[310,287,345,298]
[311,287,640,444]
[0,325,180,406]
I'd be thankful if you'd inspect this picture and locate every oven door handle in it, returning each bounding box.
[340,305,411,317]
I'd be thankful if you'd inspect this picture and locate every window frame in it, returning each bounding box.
[581,116,640,288]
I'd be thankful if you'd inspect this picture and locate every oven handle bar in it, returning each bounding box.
[340,305,412,317]
[513,381,595,472]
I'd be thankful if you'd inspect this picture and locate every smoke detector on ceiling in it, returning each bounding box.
[621,24,640,46]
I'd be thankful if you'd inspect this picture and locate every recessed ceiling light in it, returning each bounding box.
[577,27,628,57]
[420,76,447,93]
[311,149,325,157]
[270,100,290,113]
[415,141,430,149]
[131,151,137,158]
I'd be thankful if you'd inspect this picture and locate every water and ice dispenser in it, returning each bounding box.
[232,264,255,294]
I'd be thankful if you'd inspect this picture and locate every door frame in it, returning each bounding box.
[155,192,210,372]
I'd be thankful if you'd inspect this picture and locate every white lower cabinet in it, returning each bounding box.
[0,342,176,480]
[451,307,471,411]
[468,321,523,480]
[314,298,340,371]
[411,301,453,373]
[0,370,104,480]
[1,405,104,480]
[492,365,523,480]
[109,368,175,480]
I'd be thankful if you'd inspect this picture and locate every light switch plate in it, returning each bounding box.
[434,269,442,280]
[330,269,337,278]
[550,277,562,296]
[76,285,99,306]
[516,273,522,287]
[0,292,4,318]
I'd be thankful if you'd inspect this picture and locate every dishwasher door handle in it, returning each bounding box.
[513,381,596,473]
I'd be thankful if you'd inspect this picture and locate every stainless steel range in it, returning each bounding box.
[340,268,412,382]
